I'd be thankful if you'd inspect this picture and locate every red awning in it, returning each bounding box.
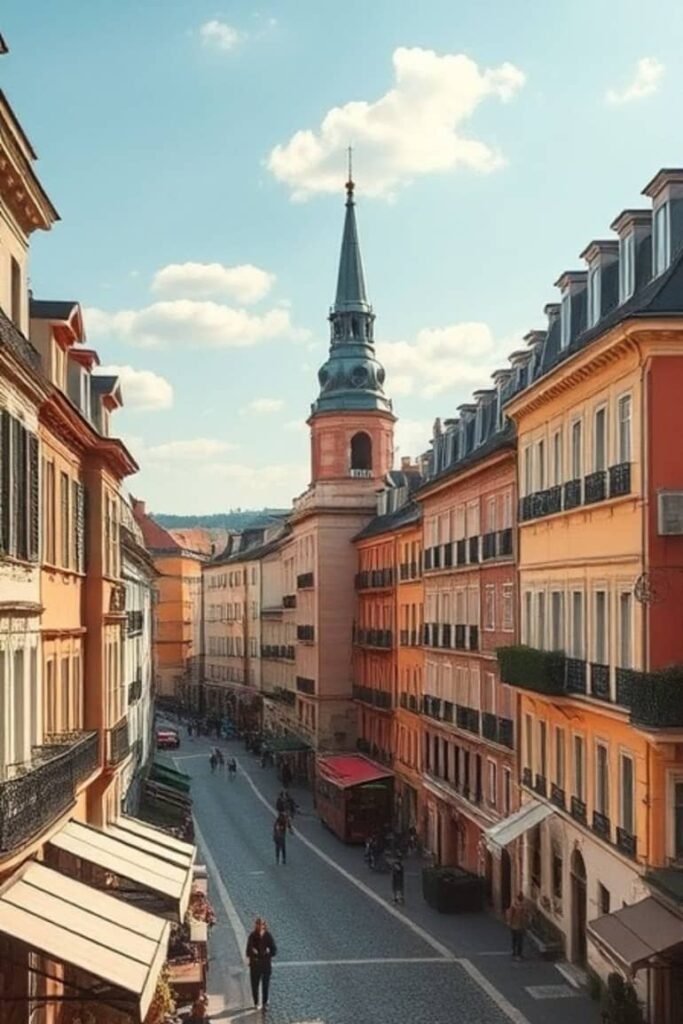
[316,755,393,789]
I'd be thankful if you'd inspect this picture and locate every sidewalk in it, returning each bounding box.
[228,741,602,1024]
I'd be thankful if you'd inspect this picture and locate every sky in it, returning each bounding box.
[3,0,682,514]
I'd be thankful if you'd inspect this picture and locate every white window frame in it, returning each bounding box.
[560,291,571,349]
[536,439,546,491]
[593,589,609,665]
[588,264,601,327]
[484,584,496,631]
[502,583,514,632]
[555,726,565,789]
[593,404,608,473]
[550,590,564,651]
[619,233,635,303]
[571,590,584,658]
[523,446,533,496]
[537,591,546,650]
[617,393,632,465]
[523,590,533,645]
[595,741,610,817]
[571,419,583,480]
[618,590,633,670]
[552,428,563,487]
[573,733,586,801]
[488,760,498,807]
[619,751,635,836]
[654,202,670,276]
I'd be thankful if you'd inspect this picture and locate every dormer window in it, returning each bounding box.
[619,233,635,302]
[560,291,571,349]
[587,265,601,328]
[654,202,670,276]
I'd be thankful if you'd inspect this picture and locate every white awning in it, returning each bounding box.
[107,816,196,872]
[484,800,553,852]
[0,862,169,1020]
[589,897,683,973]
[48,820,192,919]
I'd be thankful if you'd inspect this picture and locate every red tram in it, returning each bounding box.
[315,754,393,843]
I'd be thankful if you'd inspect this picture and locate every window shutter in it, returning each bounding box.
[77,483,85,572]
[15,424,28,559]
[28,433,40,561]
[0,411,10,553]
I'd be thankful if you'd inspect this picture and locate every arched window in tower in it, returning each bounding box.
[350,431,372,474]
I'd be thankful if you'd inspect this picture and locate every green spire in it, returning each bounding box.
[334,173,371,314]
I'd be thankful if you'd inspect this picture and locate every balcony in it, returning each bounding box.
[482,532,497,560]
[550,783,566,810]
[566,657,587,695]
[616,827,637,858]
[266,686,296,707]
[534,774,547,797]
[455,624,466,650]
[609,462,631,498]
[106,716,130,766]
[498,717,514,749]
[286,645,295,660]
[519,495,533,522]
[590,662,611,702]
[283,594,297,609]
[442,701,454,723]
[432,546,442,570]
[563,478,582,510]
[522,766,533,787]
[356,567,394,590]
[616,666,683,729]
[297,625,315,642]
[456,706,480,734]
[444,544,453,569]
[592,810,611,841]
[468,625,479,651]
[408,694,418,713]
[0,731,99,854]
[482,711,498,742]
[570,796,587,825]
[442,624,452,648]
[424,548,433,571]
[296,675,315,695]
[584,470,607,505]
[497,645,566,695]
[497,528,513,557]
[297,572,314,589]
[456,539,467,566]
[468,536,480,563]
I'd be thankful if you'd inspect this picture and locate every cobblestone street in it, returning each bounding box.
[171,737,602,1024]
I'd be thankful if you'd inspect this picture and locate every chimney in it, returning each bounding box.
[400,456,412,471]
[133,498,146,518]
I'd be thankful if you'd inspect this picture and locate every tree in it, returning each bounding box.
[601,973,644,1024]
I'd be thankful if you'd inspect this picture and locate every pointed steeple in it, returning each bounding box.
[334,173,371,314]
[310,175,392,417]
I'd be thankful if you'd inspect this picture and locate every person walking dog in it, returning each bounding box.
[246,917,277,1010]
[507,892,529,960]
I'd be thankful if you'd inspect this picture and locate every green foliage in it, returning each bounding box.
[600,973,644,1024]
[628,664,683,727]
[496,644,566,694]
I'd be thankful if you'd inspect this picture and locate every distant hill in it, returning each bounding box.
[153,509,289,531]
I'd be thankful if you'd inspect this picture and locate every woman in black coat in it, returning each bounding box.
[245,916,277,1009]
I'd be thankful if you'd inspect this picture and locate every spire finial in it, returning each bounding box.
[345,145,354,201]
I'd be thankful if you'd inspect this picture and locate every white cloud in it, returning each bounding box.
[84,300,308,349]
[199,19,241,52]
[606,57,664,105]
[267,46,525,200]
[394,418,432,462]
[284,418,306,432]
[98,364,174,412]
[152,262,275,303]
[145,438,238,461]
[241,397,285,415]
[377,321,521,399]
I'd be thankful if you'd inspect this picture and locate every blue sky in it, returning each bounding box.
[3,0,682,512]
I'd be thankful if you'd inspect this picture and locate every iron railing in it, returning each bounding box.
[584,470,607,504]
[296,676,315,695]
[107,716,130,766]
[609,462,631,498]
[297,572,314,589]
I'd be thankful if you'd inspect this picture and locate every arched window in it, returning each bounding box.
[350,431,372,472]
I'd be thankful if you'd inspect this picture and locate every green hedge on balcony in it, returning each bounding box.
[629,665,683,728]
[496,645,566,695]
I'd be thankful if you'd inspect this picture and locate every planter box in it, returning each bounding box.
[422,866,485,913]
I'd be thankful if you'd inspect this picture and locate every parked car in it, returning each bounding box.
[156,728,180,750]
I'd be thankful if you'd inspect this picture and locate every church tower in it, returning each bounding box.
[308,175,395,483]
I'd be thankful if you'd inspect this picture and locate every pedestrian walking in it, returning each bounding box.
[209,751,217,774]
[228,756,237,779]
[281,760,292,789]
[245,917,277,1010]
[285,792,297,819]
[275,791,287,814]
[273,813,289,864]
[216,747,225,771]
[507,892,529,960]
[391,857,405,904]
[187,721,193,738]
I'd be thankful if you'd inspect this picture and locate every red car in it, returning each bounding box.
[156,728,180,750]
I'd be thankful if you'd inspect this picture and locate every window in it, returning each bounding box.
[502,584,514,631]
[525,713,534,771]
[539,720,547,777]
[61,472,70,569]
[619,234,635,303]
[350,431,372,472]
[596,743,610,816]
[530,825,542,889]
[488,761,497,806]
[654,203,670,276]
[523,446,533,496]
[619,592,633,669]
[620,755,634,836]
[617,394,632,464]
[1,413,39,562]
[571,591,584,658]
[487,496,497,533]
[552,429,563,486]
[588,264,601,327]
[524,591,533,645]
[503,768,511,816]
[502,491,512,529]
[552,852,563,900]
[560,291,571,349]
[594,590,608,664]
[10,256,21,327]
[594,407,607,472]
[555,728,565,788]
[574,735,585,800]
[536,439,546,490]
[674,781,683,860]
[550,591,564,650]
[598,883,611,916]
[571,420,583,480]
[537,592,546,649]
[484,585,495,630]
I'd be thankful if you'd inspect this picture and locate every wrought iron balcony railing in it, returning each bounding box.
[590,662,611,702]
[282,594,297,609]
[563,478,582,510]
[616,826,637,858]
[297,572,314,589]
[570,796,587,824]
[521,766,533,788]
[468,625,479,651]
[456,539,467,566]
[468,536,480,563]
[0,731,99,855]
[296,675,315,695]
[482,532,497,560]
[609,462,631,498]
[592,810,611,841]
[584,470,607,504]
[566,657,587,695]
[498,717,514,749]
[550,783,565,809]
[106,717,130,766]
[534,773,547,797]
[497,528,513,557]
[297,625,315,642]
